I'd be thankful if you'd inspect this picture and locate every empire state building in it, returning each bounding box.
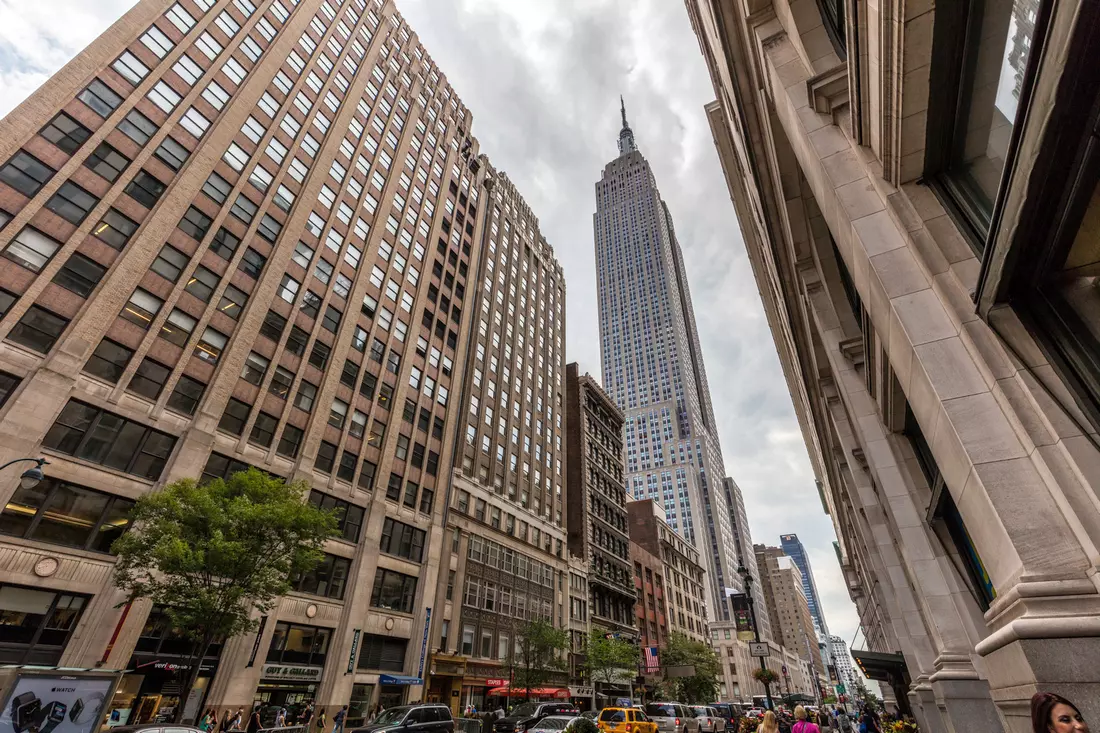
[594,101,766,630]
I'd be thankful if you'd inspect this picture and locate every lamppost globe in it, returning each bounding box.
[19,465,45,490]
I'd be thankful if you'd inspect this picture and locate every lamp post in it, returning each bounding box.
[736,564,775,712]
[0,457,49,489]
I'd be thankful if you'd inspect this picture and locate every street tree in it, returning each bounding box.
[585,629,640,688]
[112,468,338,721]
[661,632,722,703]
[506,619,570,701]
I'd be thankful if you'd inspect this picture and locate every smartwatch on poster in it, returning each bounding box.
[70,693,107,726]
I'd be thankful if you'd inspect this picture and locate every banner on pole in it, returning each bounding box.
[731,594,755,641]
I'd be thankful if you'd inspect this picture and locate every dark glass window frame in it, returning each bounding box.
[42,399,177,481]
[0,476,135,554]
[0,583,90,665]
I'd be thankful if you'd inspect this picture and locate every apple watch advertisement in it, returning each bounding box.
[0,676,113,733]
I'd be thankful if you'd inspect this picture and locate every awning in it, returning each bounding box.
[850,649,908,683]
[379,674,424,685]
[487,686,569,699]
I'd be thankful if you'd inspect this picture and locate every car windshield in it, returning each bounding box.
[374,709,408,726]
[534,718,571,730]
[599,711,625,723]
[691,708,708,717]
[510,705,538,718]
[645,706,675,718]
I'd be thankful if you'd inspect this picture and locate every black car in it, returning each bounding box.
[494,703,577,733]
[350,704,454,733]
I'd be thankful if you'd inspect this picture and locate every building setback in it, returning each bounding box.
[0,0,558,723]
[686,0,1100,728]
[429,169,568,711]
[565,362,636,639]
[754,545,824,692]
[594,100,755,631]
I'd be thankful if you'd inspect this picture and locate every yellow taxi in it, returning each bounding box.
[598,708,658,733]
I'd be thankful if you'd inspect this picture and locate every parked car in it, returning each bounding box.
[688,707,724,733]
[495,703,578,733]
[743,709,766,721]
[597,708,657,733]
[107,727,204,733]
[350,704,455,733]
[642,704,698,733]
[457,719,486,733]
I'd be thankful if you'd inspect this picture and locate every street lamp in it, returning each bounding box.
[1,457,49,489]
[736,564,775,712]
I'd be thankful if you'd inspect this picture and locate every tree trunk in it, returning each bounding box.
[173,634,214,724]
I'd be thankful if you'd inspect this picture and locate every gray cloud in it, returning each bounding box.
[0,0,862,654]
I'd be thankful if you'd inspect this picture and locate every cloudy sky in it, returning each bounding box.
[0,0,863,653]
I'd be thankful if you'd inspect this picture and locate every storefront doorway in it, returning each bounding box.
[255,664,324,725]
[107,657,218,726]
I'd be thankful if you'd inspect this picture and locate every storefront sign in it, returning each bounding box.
[417,607,432,680]
[131,658,218,675]
[348,629,361,674]
[247,615,268,667]
[261,664,324,682]
[486,679,507,687]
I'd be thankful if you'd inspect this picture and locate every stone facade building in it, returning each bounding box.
[686,0,1100,729]
[0,0,558,724]
[565,362,636,639]
[754,545,825,692]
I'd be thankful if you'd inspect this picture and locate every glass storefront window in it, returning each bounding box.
[0,477,134,552]
[267,621,331,666]
[934,0,1041,240]
[348,684,375,727]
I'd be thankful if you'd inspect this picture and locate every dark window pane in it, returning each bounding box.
[154,136,190,171]
[45,181,99,224]
[167,374,205,415]
[277,424,304,457]
[92,209,138,250]
[249,412,278,448]
[219,398,251,435]
[84,142,130,182]
[78,79,123,117]
[39,113,91,155]
[124,170,166,208]
[179,206,213,241]
[8,306,68,353]
[118,110,159,146]
[260,310,287,342]
[239,247,266,278]
[128,357,171,400]
[0,151,56,197]
[52,253,106,297]
[83,339,134,383]
[209,227,240,260]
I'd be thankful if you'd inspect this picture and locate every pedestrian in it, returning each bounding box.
[367,705,379,725]
[301,703,315,727]
[856,707,879,733]
[756,711,779,733]
[333,705,348,733]
[275,707,288,728]
[1031,692,1090,733]
[230,708,244,732]
[246,706,263,733]
[316,708,328,733]
[495,705,505,720]
[200,709,216,732]
[219,709,233,733]
[835,708,851,733]
[792,706,819,733]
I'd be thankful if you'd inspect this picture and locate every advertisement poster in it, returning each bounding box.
[730,594,755,641]
[0,676,115,733]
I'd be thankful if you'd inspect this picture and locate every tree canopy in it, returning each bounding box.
[659,632,721,703]
[112,468,337,720]
[585,629,640,686]
[506,618,570,700]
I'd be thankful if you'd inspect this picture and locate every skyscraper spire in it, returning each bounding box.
[618,95,637,155]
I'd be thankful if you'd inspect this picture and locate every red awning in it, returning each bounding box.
[487,686,570,699]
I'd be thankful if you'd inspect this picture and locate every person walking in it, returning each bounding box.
[200,709,216,732]
[835,708,851,733]
[756,711,780,733]
[246,706,263,733]
[856,707,879,733]
[230,708,244,732]
[316,708,328,733]
[1031,692,1090,733]
[332,705,348,733]
[218,709,233,733]
[301,703,315,728]
[791,706,820,733]
[274,707,288,728]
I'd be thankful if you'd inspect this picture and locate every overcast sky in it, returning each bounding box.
[0,0,863,655]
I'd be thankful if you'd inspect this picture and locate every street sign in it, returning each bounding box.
[835,683,846,694]
[665,665,696,678]
[749,642,770,657]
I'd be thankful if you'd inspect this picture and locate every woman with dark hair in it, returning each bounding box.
[1031,693,1089,733]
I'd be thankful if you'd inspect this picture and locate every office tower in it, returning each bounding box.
[755,545,825,684]
[627,499,708,643]
[565,362,636,638]
[828,634,858,696]
[0,0,536,722]
[594,99,741,622]
[779,533,828,640]
[430,168,569,710]
[724,475,770,640]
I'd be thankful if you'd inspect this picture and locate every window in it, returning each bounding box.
[369,568,417,613]
[308,339,330,369]
[239,248,266,278]
[85,142,130,182]
[147,81,182,113]
[266,621,331,666]
[241,351,270,385]
[172,54,204,86]
[140,26,174,58]
[52,253,106,297]
[0,476,135,554]
[43,400,177,480]
[927,0,1043,245]
[128,357,171,400]
[160,309,195,346]
[39,113,90,154]
[46,181,99,224]
[152,244,189,282]
[380,518,425,562]
[219,398,251,435]
[209,228,241,260]
[278,275,300,303]
[112,51,150,85]
[0,584,89,665]
[368,419,385,449]
[1,151,55,197]
[277,424,304,458]
[185,266,219,302]
[230,193,258,224]
[118,110,158,146]
[179,206,212,241]
[249,412,278,448]
[358,459,377,491]
[182,107,211,138]
[328,398,347,428]
[83,339,134,383]
[92,209,138,249]
[294,380,317,412]
[195,327,227,363]
[285,326,308,356]
[8,306,68,353]
[268,366,294,400]
[309,490,364,542]
[219,284,247,320]
[357,633,406,672]
[154,137,190,171]
[290,552,349,599]
[78,79,122,117]
[167,375,205,415]
[202,172,232,205]
[124,170,166,208]
[223,143,250,171]
[300,290,321,318]
[5,227,61,272]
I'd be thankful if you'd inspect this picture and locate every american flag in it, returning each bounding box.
[644,646,659,671]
